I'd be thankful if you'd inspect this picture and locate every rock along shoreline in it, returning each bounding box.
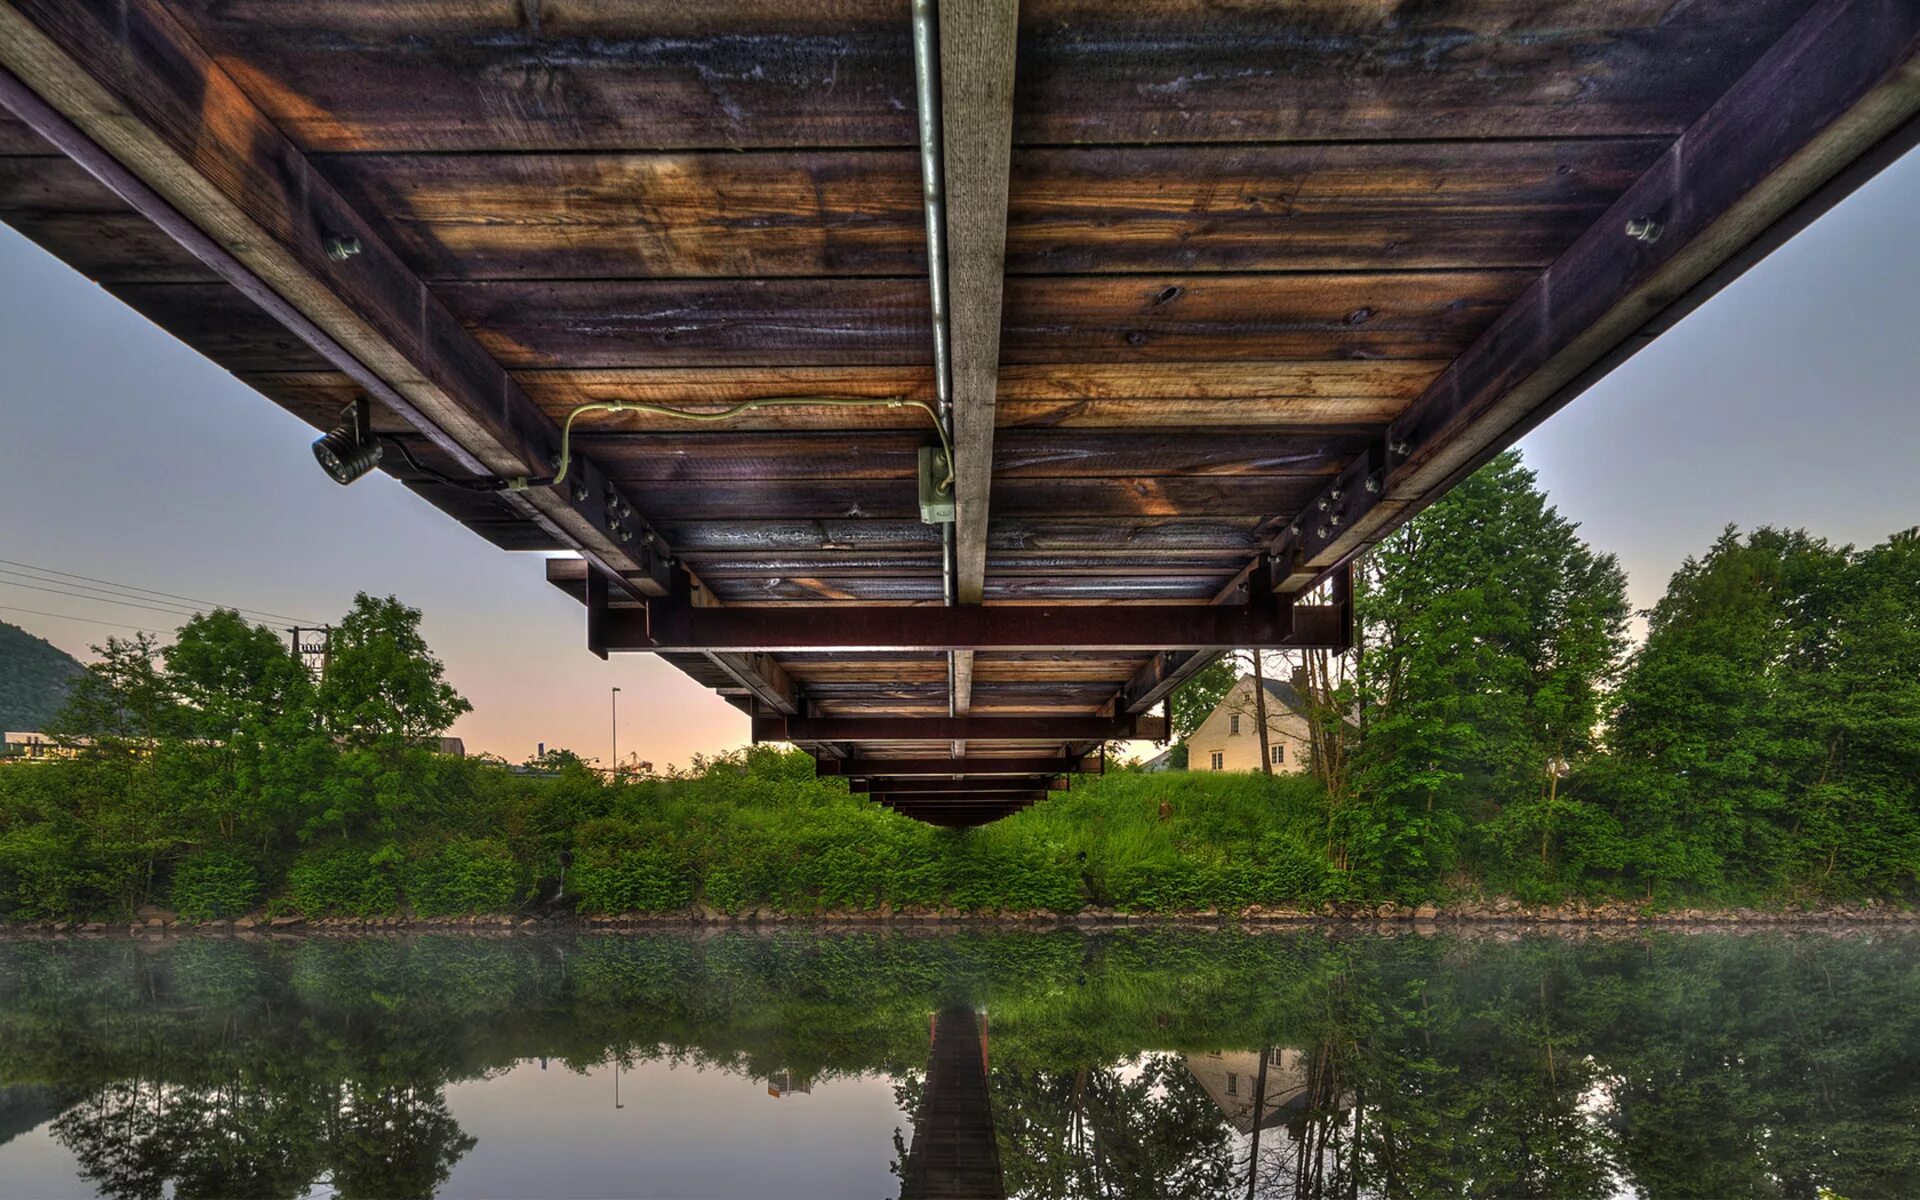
[2,897,1916,940]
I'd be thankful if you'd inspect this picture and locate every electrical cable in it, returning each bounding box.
[546,396,955,492]
[380,437,527,493]
[0,558,322,627]
[0,604,163,637]
[0,577,245,622]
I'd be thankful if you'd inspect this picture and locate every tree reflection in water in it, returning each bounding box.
[0,928,1916,1198]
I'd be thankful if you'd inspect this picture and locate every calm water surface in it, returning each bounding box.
[0,927,1915,1199]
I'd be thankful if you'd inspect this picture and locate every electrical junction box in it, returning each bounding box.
[918,446,955,525]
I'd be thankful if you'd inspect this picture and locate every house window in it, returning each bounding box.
[1226,1073,1238,1096]
[1270,744,1284,765]
[1229,714,1241,735]
[1269,1048,1286,1068]
[1209,751,1224,771]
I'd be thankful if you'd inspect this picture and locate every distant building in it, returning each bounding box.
[1185,674,1314,775]
[765,1070,812,1098]
[1182,1049,1313,1133]
[0,732,79,764]
[433,736,466,757]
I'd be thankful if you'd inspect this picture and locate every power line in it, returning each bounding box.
[0,556,323,626]
[0,577,214,621]
[0,604,164,637]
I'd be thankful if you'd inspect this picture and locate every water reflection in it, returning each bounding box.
[0,928,1915,1198]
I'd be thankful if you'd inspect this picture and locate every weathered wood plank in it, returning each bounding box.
[617,476,1322,521]
[166,0,918,152]
[940,0,1020,609]
[998,272,1530,363]
[0,0,671,592]
[152,0,1810,149]
[426,272,1518,368]
[654,518,1271,555]
[705,575,1222,603]
[1,211,218,282]
[1014,0,1816,143]
[567,428,1365,481]
[436,278,933,367]
[687,552,1241,577]
[318,150,927,280]
[239,362,1432,432]
[294,137,1664,281]
[1278,0,1920,583]
[1005,139,1668,273]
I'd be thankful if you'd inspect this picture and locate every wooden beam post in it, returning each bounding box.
[0,0,674,596]
[1273,0,1920,591]
[603,602,1351,653]
[941,0,1019,607]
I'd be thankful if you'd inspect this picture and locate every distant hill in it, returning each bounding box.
[0,622,84,731]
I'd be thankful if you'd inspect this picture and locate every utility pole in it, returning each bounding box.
[610,686,622,780]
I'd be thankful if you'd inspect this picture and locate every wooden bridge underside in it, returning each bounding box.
[1,0,1914,824]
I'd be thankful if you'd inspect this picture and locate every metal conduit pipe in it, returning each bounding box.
[913,0,962,722]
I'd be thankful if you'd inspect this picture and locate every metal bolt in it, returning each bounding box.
[1287,523,1301,537]
[1316,496,1330,511]
[1316,525,1330,540]
[1328,486,1343,502]
[1625,215,1663,244]
[1330,512,1343,527]
[323,234,361,261]
[617,525,635,543]
[1390,439,1411,457]
[1365,475,1381,494]
[572,482,590,503]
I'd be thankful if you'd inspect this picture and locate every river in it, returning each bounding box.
[0,926,1913,1198]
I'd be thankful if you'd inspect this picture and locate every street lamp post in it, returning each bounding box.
[610,686,622,780]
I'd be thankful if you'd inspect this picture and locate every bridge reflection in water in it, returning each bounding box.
[901,1006,1006,1199]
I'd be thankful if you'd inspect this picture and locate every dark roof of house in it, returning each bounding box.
[1243,674,1309,716]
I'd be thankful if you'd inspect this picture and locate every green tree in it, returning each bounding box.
[1606,527,1920,899]
[1348,452,1629,893]
[163,610,318,844]
[317,595,470,749]
[1169,657,1236,742]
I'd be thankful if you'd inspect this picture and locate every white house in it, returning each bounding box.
[1185,674,1314,775]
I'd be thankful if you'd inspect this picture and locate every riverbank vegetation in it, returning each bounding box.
[0,452,1914,921]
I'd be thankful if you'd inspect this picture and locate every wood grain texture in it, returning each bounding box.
[940,0,1020,607]
[1281,0,1920,579]
[1006,140,1668,273]
[1000,272,1529,363]
[613,476,1322,520]
[567,428,1365,481]
[236,362,1432,432]
[166,0,918,152]
[295,138,1663,280]
[1013,0,1817,143]
[318,150,927,280]
[152,0,1812,150]
[0,0,672,590]
[423,272,1517,368]
[436,278,933,367]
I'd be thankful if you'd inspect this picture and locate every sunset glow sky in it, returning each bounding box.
[3,152,1916,769]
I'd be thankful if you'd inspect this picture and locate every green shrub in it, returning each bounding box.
[286,847,399,917]
[570,820,692,913]
[406,839,521,915]
[701,866,746,913]
[171,851,260,920]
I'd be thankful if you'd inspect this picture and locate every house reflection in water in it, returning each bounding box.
[1184,1048,1313,1134]
[765,1069,812,1099]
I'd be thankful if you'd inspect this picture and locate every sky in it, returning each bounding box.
[2,151,1916,768]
